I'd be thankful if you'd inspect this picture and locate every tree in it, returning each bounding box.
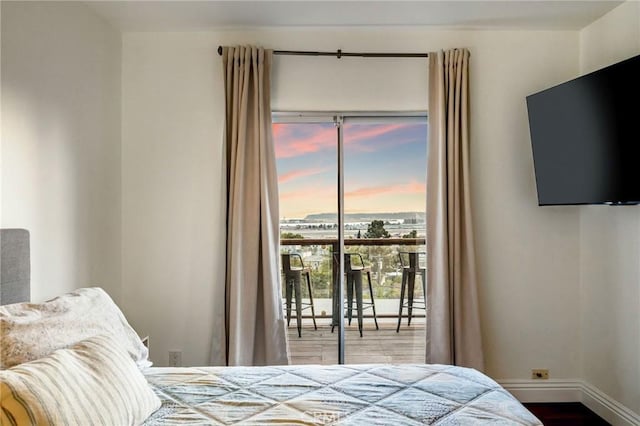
[402,230,418,239]
[281,232,304,239]
[364,220,390,238]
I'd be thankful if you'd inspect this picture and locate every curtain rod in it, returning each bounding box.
[216,46,428,58]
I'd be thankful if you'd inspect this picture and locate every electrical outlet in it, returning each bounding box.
[168,351,182,367]
[531,369,549,380]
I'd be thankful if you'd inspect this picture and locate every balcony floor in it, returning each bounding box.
[287,318,426,365]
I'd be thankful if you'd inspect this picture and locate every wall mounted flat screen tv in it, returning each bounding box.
[526,54,640,206]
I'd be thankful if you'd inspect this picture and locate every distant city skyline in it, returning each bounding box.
[274,121,428,219]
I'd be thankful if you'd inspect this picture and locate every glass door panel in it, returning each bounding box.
[273,118,340,365]
[342,117,427,364]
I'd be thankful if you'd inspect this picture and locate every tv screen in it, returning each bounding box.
[526,54,640,206]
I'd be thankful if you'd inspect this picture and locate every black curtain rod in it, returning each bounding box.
[216,46,427,58]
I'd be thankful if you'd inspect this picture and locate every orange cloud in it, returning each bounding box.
[345,181,426,198]
[280,186,336,200]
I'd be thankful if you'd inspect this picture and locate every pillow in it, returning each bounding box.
[0,334,161,426]
[0,287,151,369]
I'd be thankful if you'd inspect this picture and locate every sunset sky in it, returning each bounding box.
[274,121,427,219]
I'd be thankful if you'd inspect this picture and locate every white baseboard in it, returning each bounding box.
[498,379,640,426]
[581,381,640,426]
[499,379,582,403]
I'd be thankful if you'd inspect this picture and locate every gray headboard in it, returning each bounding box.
[1,229,30,305]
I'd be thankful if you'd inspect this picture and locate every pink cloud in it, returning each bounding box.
[345,181,426,198]
[272,123,286,140]
[345,123,405,145]
[346,124,426,153]
[273,123,414,159]
[273,124,336,159]
[278,167,328,184]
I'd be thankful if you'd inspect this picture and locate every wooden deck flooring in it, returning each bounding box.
[287,318,426,365]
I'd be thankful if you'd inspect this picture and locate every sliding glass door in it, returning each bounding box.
[273,113,427,365]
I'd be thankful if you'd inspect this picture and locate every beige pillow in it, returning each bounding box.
[0,334,161,426]
[0,287,150,369]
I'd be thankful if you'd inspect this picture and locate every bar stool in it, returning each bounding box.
[331,252,379,337]
[281,253,317,338]
[396,251,426,332]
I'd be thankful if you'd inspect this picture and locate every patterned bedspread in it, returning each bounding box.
[143,363,542,425]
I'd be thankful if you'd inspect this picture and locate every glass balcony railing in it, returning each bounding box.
[281,237,426,318]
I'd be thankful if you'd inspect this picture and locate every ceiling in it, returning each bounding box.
[87,1,623,31]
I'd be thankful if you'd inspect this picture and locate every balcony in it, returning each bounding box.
[281,237,426,365]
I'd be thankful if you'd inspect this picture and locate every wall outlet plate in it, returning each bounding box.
[531,369,549,379]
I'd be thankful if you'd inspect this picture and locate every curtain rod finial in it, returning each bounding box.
[217,46,223,56]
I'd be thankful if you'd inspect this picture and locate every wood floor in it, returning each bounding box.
[287,318,425,365]
[523,403,610,425]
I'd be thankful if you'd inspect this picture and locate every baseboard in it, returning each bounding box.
[498,379,640,426]
[581,381,640,426]
[499,379,582,403]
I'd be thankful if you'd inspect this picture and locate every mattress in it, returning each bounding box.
[143,363,542,425]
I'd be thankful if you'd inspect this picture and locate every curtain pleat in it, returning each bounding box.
[426,48,484,371]
[219,45,289,366]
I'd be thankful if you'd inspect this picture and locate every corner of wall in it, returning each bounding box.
[576,0,640,417]
[1,2,124,303]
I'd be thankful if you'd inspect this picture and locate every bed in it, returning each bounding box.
[0,229,542,425]
[142,364,541,425]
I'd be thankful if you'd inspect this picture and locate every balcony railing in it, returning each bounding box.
[281,237,426,318]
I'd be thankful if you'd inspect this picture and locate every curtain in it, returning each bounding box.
[426,49,484,371]
[220,46,288,366]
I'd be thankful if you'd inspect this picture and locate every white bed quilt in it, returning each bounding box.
[143,363,541,425]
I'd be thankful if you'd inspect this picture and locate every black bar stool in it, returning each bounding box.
[331,252,379,337]
[281,253,317,337]
[397,251,426,332]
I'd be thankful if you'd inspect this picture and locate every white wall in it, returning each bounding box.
[122,29,582,374]
[1,2,122,302]
[3,1,637,413]
[579,1,640,416]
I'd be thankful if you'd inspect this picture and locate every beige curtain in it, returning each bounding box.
[426,49,484,371]
[221,46,288,366]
